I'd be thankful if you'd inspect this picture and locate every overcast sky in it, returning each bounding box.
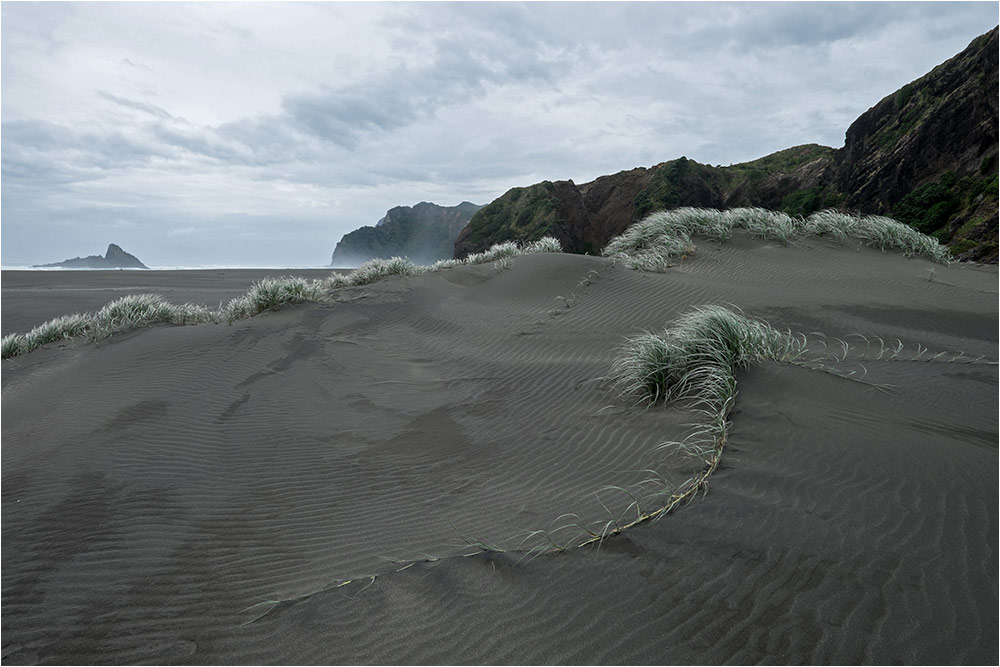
[2,2,997,267]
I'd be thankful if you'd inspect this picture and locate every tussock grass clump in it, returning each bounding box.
[522,236,563,254]
[4,313,95,358]
[93,294,182,330]
[621,239,696,272]
[427,258,462,271]
[14,313,93,355]
[344,256,425,286]
[602,210,697,271]
[801,208,854,243]
[424,237,562,271]
[462,241,521,265]
[614,305,804,410]
[91,294,217,339]
[605,206,953,269]
[223,276,326,322]
[725,207,800,245]
[1,296,219,359]
[850,213,952,264]
[1,334,25,358]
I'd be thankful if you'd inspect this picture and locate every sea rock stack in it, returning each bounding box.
[33,244,149,269]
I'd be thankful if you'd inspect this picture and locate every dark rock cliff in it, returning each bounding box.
[455,28,998,262]
[331,201,483,267]
[33,244,149,269]
[835,28,998,261]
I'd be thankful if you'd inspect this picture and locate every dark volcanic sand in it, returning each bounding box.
[2,236,997,664]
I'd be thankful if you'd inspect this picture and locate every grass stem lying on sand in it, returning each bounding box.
[451,523,508,555]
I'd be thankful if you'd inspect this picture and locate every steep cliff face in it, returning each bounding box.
[331,201,482,267]
[835,28,998,260]
[455,28,998,262]
[33,243,148,269]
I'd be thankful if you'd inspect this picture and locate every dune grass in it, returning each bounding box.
[330,256,425,288]
[2,295,219,357]
[604,206,953,269]
[1,237,563,360]
[222,277,327,323]
[2,313,93,358]
[613,305,805,408]
[91,294,219,338]
[594,308,803,528]
[503,305,809,558]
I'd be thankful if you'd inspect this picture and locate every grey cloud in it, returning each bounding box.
[1,118,175,186]
[280,15,561,149]
[122,58,156,74]
[283,87,413,149]
[215,117,319,165]
[1,119,76,151]
[98,91,174,119]
[1,152,100,191]
[684,2,992,53]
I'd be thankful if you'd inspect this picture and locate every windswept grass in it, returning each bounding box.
[2,313,92,358]
[336,256,425,287]
[725,207,800,245]
[604,206,953,269]
[2,296,218,359]
[91,294,217,337]
[522,236,563,254]
[222,277,326,322]
[2,237,564,359]
[804,210,953,264]
[613,305,805,409]
[463,240,521,265]
[514,305,807,557]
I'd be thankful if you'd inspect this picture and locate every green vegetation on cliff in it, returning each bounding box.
[455,182,561,255]
[634,158,725,219]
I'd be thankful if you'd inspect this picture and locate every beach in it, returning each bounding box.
[2,235,997,664]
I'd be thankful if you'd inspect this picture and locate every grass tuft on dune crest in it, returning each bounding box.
[1,237,564,359]
[604,206,953,269]
[222,277,326,322]
[92,294,218,338]
[340,257,425,287]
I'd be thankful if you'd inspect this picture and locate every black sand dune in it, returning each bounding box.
[2,236,997,664]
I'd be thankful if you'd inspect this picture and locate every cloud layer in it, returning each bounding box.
[2,2,996,267]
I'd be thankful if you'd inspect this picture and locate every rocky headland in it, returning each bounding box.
[331,201,483,267]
